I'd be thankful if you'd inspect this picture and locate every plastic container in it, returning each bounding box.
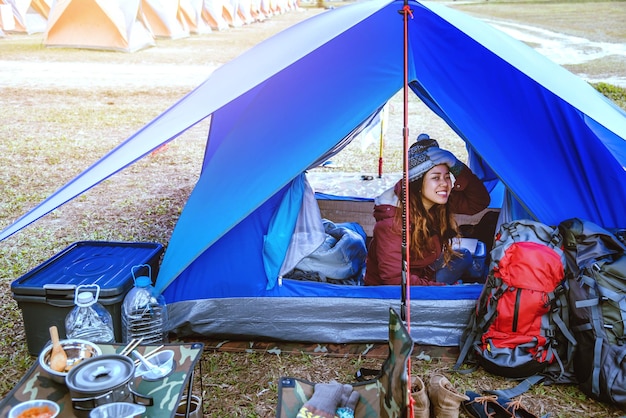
[89,403,146,418]
[11,241,164,355]
[121,264,168,344]
[134,349,175,380]
[462,240,488,282]
[65,284,115,343]
[8,400,60,418]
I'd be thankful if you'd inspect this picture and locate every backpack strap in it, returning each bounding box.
[573,263,625,397]
[454,277,508,371]
[485,374,546,399]
[535,280,576,384]
[591,260,626,330]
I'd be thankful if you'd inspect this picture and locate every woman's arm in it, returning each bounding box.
[448,165,491,215]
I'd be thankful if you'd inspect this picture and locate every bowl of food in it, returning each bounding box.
[8,399,60,418]
[38,339,102,384]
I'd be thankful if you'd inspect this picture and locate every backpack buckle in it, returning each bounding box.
[550,235,562,248]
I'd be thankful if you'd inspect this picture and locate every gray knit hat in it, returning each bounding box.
[408,136,440,182]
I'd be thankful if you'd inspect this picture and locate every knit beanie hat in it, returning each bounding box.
[408,136,440,182]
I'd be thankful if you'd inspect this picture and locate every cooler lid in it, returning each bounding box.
[11,241,164,299]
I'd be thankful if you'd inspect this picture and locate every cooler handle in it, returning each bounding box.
[43,284,76,291]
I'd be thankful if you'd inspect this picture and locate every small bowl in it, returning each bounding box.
[89,402,146,418]
[38,339,102,384]
[135,349,174,381]
[8,399,60,418]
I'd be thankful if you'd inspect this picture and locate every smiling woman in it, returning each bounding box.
[364,137,490,287]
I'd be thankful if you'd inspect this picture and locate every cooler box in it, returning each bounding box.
[11,241,164,355]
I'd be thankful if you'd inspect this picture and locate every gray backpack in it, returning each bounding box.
[558,218,626,408]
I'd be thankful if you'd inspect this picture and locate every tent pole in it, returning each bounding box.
[400,3,412,328]
[378,107,385,178]
[401,2,414,417]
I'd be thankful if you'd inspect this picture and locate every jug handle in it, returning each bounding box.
[131,264,152,284]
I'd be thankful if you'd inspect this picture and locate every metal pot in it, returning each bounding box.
[65,354,153,418]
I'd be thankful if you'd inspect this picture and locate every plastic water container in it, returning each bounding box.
[65,284,115,344]
[121,264,168,344]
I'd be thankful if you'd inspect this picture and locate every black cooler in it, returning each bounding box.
[11,241,164,355]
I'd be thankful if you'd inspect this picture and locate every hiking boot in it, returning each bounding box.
[493,394,540,418]
[427,373,469,418]
[462,391,513,418]
[410,376,429,418]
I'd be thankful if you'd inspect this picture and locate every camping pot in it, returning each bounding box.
[65,354,153,418]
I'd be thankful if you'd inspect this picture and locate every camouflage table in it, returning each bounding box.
[0,342,204,418]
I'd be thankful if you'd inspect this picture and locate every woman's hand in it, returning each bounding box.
[426,148,457,167]
[426,148,465,176]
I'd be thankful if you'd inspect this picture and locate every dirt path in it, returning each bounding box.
[0,59,213,89]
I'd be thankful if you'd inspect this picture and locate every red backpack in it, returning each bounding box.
[455,220,576,382]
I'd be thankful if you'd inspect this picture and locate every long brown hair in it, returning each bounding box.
[393,176,460,265]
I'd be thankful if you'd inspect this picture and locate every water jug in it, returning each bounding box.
[121,264,168,344]
[65,284,115,343]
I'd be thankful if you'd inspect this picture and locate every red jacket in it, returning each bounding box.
[364,166,490,286]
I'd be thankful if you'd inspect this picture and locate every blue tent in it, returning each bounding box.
[2,0,625,344]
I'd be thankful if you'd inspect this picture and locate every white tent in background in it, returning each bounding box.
[0,3,14,32]
[268,0,283,14]
[223,0,243,27]
[235,0,254,25]
[0,0,47,33]
[30,0,50,18]
[202,0,229,30]
[44,0,155,52]
[180,0,211,34]
[141,0,190,39]
[258,0,272,19]
[248,0,266,22]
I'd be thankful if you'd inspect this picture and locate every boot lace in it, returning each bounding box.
[469,394,500,418]
[505,396,527,415]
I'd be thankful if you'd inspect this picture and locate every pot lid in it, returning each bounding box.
[66,354,134,392]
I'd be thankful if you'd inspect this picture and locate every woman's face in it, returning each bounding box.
[420,164,452,210]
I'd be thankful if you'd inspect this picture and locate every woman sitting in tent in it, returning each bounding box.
[364,135,490,286]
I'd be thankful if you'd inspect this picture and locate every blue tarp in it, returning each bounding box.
[2,0,626,308]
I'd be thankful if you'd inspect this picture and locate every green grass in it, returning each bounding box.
[593,82,626,109]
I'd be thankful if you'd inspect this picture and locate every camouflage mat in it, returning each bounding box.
[0,342,203,418]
